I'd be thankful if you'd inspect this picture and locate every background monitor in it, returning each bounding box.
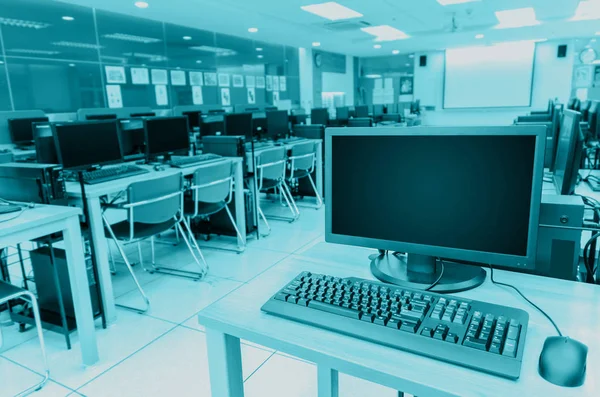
[336,107,349,121]
[580,101,591,122]
[311,108,329,126]
[265,110,289,140]
[372,104,384,117]
[86,114,117,121]
[224,113,253,139]
[549,104,564,172]
[567,98,576,110]
[553,110,583,195]
[130,112,156,118]
[326,126,545,291]
[52,121,123,170]
[144,116,190,158]
[183,111,202,131]
[354,105,369,118]
[587,101,599,137]
[34,124,57,164]
[8,117,49,145]
[119,119,146,157]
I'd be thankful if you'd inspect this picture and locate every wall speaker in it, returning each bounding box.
[419,55,427,67]
[557,45,567,58]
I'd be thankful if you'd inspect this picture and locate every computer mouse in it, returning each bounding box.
[538,336,588,387]
[153,165,164,171]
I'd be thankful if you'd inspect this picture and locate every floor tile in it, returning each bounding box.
[2,309,175,390]
[243,353,317,397]
[0,319,41,354]
[0,357,74,397]
[115,275,242,324]
[77,326,273,397]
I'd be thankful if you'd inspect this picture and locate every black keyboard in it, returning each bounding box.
[169,154,222,168]
[278,137,307,144]
[82,165,150,185]
[262,272,529,380]
[245,142,274,151]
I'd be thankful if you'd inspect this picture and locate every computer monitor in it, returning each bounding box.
[209,109,226,115]
[224,113,253,139]
[86,114,117,121]
[326,126,545,292]
[130,112,155,118]
[567,97,577,110]
[52,121,123,170]
[372,104,384,117]
[119,119,146,157]
[354,105,369,118]
[265,110,289,140]
[311,108,329,126]
[144,116,190,158]
[8,117,49,145]
[33,123,57,164]
[182,111,202,131]
[580,101,591,122]
[573,99,581,112]
[553,110,583,196]
[589,101,600,139]
[336,107,349,121]
[265,106,277,112]
[549,105,564,173]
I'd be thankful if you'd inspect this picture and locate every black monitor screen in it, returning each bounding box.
[373,104,384,116]
[336,107,349,120]
[331,134,537,257]
[86,114,117,121]
[130,112,155,118]
[145,117,189,157]
[225,113,253,138]
[311,108,329,125]
[266,110,289,139]
[354,106,369,118]
[8,117,49,144]
[53,121,122,169]
[590,101,600,138]
[554,110,583,195]
[183,111,202,130]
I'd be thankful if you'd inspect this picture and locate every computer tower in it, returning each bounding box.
[30,246,101,323]
[0,163,67,205]
[192,190,257,236]
[201,135,247,175]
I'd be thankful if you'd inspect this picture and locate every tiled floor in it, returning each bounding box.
[1,199,399,396]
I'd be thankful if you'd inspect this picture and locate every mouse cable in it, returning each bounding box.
[489,265,563,337]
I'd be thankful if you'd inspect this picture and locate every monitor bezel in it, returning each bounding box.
[325,125,546,271]
[553,110,582,195]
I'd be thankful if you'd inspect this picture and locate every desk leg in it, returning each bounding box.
[316,141,323,198]
[62,216,99,366]
[250,170,260,240]
[87,197,116,323]
[206,328,245,397]
[317,366,339,397]
[234,161,246,249]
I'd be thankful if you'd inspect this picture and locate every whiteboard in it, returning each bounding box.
[444,42,535,109]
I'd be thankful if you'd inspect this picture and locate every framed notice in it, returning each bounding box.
[155,85,169,106]
[272,91,279,106]
[247,87,256,104]
[170,70,187,86]
[256,76,266,89]
[279,76,287,92]
[273,76,280,92]
[266,75,273,91]
[221,88,231,106]
[192,86,203,105]
[151,69,168,85]
[131,68,149,85]
[190,71,203,86]
[204,72,217,86]
[106,85,123,108]
[246,75,256,88]
[218,73,230,87]
[232,74,244,88]
[105,66,126,84]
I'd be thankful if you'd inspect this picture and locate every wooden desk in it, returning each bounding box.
[0,204,99,366]
[65,159,245,323]
[198,247,599,397]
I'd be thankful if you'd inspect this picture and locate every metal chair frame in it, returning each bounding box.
[287,149,323,209]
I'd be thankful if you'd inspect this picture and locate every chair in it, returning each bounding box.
[102,173,207,313]
[184,159,245,253]
[0,281,49,396]
[287,141,322,209]
[256,147,299,236]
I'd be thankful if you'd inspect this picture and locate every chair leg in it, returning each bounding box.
[137,242,144,268]
[15,291,49,397]
[257,205,272,237]
[108,244,117,275]
[307,173,323,209]
[280,181,300,221]
[181,218,209,273]
[224,206,246,251]
[102,215,150,313]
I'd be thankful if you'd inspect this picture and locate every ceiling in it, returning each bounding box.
[56,0,600,57]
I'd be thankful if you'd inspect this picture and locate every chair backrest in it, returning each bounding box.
[290,142,315,173]
[293,124,324,140]
[257,147,286,181]
[191,160,233,204]
[127,173,183,224]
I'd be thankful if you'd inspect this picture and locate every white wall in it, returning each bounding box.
[298,47,314,113]
[321,55,355,106]
[413,40,574,126]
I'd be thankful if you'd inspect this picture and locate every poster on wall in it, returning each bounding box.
[246,75,256,88]
[105,66,126,84]
[155,85,169,106]
[204,72,217,86]
[221,88,231,106]
[273,76,280,92]
[131,68,149,85]
[574,65,593,88]
[192,86,204,105]
[106,85,123,108]
[232,74,244,88]
[190,71,203,86]
[400,76,414,95]
[272,91,279,106]
[247,87,256,104]
[218,73,230,87]
[266,75,273,91]
[170,70,187,86]
[279,76,287,92]
[151,69,168,85]
[256,76,266,89]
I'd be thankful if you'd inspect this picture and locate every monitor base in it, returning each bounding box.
[370,252,486,293]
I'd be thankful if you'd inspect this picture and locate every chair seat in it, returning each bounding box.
[0,281,26,301]
[291,170,310,179]
[106,219,178,240]
[261,178,280,190]
[184,199,227,217]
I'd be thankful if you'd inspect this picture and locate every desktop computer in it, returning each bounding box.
[85,114,117,121]
[144,116,190,160]
[8,117,49,147]
[33,124,57,164]
[372,104,384,120]
[311,108,329,126]
[265,110,289,140]
[553,110,583,195]
[183,111,202,131]
[224,113,253,139]
[119,119,146,159]
[261,125,547,380]
[354,105,369,118]
[336,107,349,125]
[580,101,591,122]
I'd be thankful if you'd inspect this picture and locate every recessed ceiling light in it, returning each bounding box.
[183,36,192,40]
[301,2,363,21]
[62,16,74,21]
[189,45,237,56]
[257,54,264,59]
[176,66,181,70]
[0,17,51,30]
[596,31,600,36]
[373,44,382,49]
[409,54,414,58]
[405,63,411,67]
[0,61,4,65]
[364,74,382,79]
[248,27,258,33]
[196,60,202,64]
[495,8,540,29]
[256,47,263,51]
[134,2,149,9]
[437,0,479,5]
[361,25,410,41]
[392,50,400,55]
[68,63,76,67]
[52,41,104,50]
[572,1,600,21]
[312,42,321,47]
[592,39,598,43]
[8,49,60,55]
[475,34,484,39]
[103,33,161,44]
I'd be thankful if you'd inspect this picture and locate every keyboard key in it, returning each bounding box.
[464,337,488,351]
[361,313,374,323]
[507,325,520,341]
[387,318,401,329]
[502,339,517,357]
[421,327,434,337]
[307,300,359,319]
[274,293,288,301]
[286,296,299,304]
[374,316,387,326]
[446,333,458,343]
[400,321,419,333]
[297,298,309,307]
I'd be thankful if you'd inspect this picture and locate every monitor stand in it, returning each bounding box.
[370,252,486,293]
